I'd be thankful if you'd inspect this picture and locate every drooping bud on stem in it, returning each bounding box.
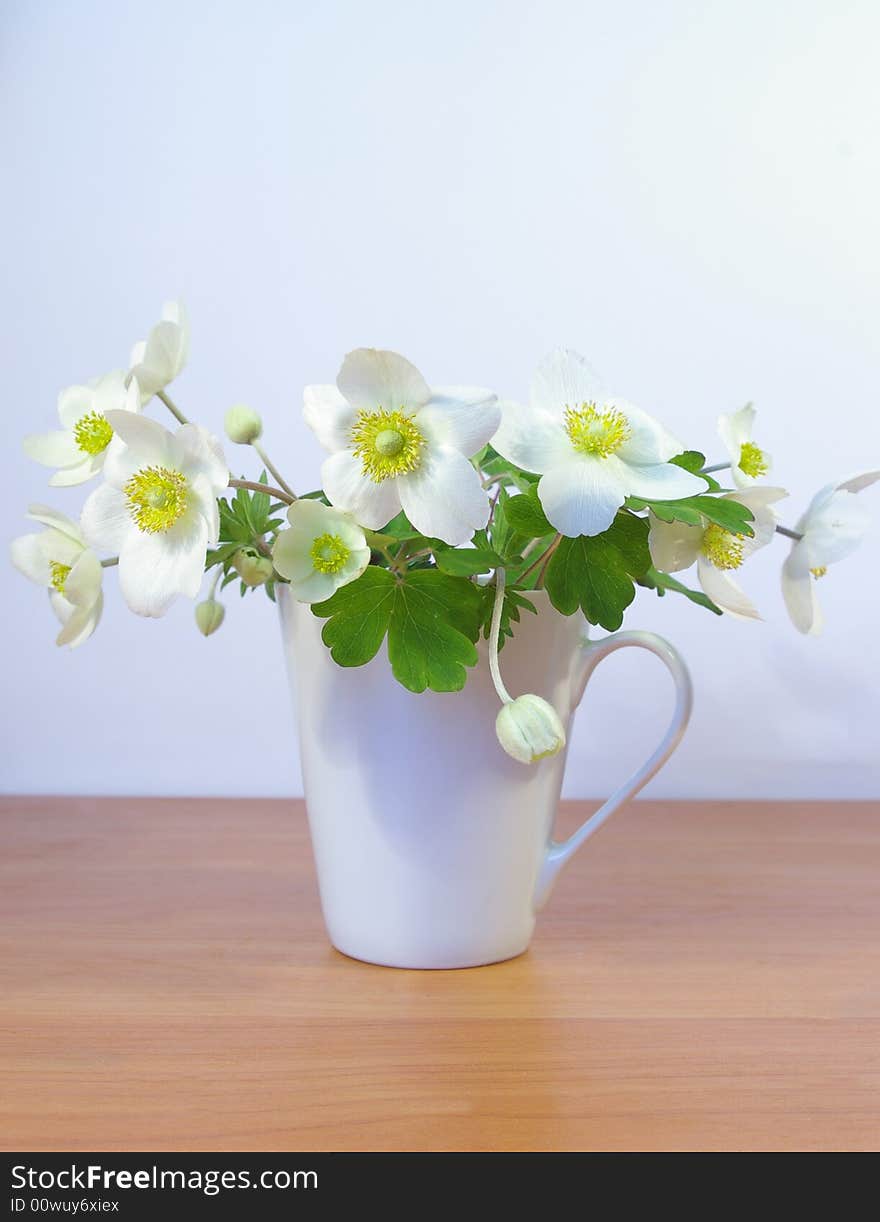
[195,598,225,637]
[488,567,566,765]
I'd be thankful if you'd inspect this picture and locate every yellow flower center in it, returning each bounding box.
[564,402,631,459]
[49,561,71,594]
[73,411,113,456]
[124,466,189,533]
[738,441,768,479]
[810,566,827,579]
[351,408,425,482]
[309,532,350,574]
[701,523,745,570]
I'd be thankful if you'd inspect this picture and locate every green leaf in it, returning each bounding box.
[640,567,722,615]
[503,488,553,538]
[434,546,506,576]
[312,567,396,667]
[626,494,754,537]
[670,451,720,492]
[543,514,650,631]
[381,511,425,541]
[312,568,483,693]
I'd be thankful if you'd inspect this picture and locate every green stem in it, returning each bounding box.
[156,389,189,425]
[519,533,562,585]
[776,524,804,541]
[253,441,297,500]
[228,478,295,505]
[701,461,730,474]
[100,556,119,568]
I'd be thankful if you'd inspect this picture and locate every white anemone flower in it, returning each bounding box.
[273,500,370,603]
[23,372,140,487]
[80,412,228,618]
[129,300,190,401]
[493,349,706,537]
[718,403,772,489]
[303,348,500,546]
[649,486,787,619]
[781,471,880,635]
[10,505,103,647]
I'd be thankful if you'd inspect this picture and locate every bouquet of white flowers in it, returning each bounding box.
[12,301,878,765]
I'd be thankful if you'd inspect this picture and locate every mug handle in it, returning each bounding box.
[533,630,693,910]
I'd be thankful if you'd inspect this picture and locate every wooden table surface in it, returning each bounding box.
[1,796,878,1152]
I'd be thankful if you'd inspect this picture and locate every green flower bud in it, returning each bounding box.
[495,694,566,765]
[224,403,263,445]
[232,547,274,587]
[195,598,225,637]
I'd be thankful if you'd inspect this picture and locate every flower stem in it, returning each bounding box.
[253,441,297,500]
[156,389,189,425]
[488,568,513,705]
[208,567,222,597]
[701,461,730,474]
[228,478,295,505]
[519,533,562,585]
[776,524,804,541]
[100,556,119,568]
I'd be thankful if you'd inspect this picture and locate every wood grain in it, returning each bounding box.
[1,796,878,1152]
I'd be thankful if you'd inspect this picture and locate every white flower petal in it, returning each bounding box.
[697,556,761,620]
[530,348,605,418]
[55,591,103,648]
[614,401,684,465]
[118,512,207,617]
[80,483,132,552]
[718,404,755,457]
[57,384,95,429]
[11,533,53,586]
[796,492,872,567]
[89,370,129,415]
[176,424,229,491]
[48,456,102,487]
[836,470,880,494]
[397,446,491,546]
[320,449,402,529]
[272,530,318,582]
[23,430,82,468]
[337,348,431,413]
[303,385,357,453]
[781,556,822,635]
[415,387,500,457]
[64,549,103,607]
[537,457,626,537]
[26,504,85,544]
[648,514,703,572]
[287,569,341,604]
[103,411,175,477]
[622,461,706,502]
[492,398,572,474]
[728,486,787,556]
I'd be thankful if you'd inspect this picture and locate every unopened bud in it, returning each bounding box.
[495,694,566,765]
[232,547,274,587]
[195,598,225,637]
[224,404,263,444]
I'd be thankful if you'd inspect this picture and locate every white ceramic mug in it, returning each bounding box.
[279,588,692,969]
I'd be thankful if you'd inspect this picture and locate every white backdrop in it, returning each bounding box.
[2,0,878,799]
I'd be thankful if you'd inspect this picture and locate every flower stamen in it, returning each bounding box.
[351,408,425,482]
[810,565,828,579]
[564,402,631,459]
[738,441,768,479]
[310,532,350,574]
[701,523,745,570]
[124,466,189,533]
[73,411,114,456]
[49,561,71,594]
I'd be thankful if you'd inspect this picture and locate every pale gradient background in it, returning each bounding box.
[2,0,878,798]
